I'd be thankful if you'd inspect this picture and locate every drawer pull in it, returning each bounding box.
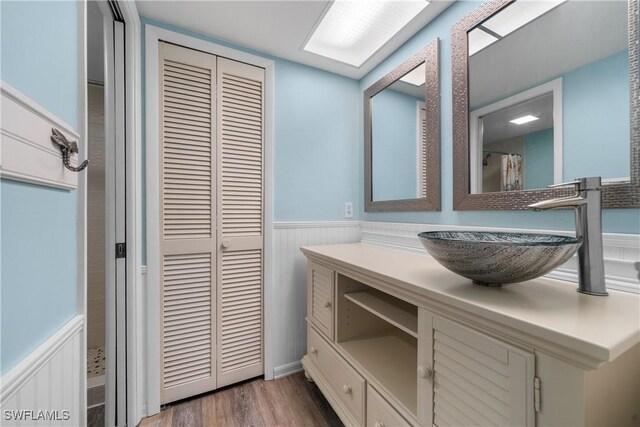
[374,422,385,427]
[324,301,332,308]
[310,346,318,355]
[342,384,352,395]
[417,365,433,379]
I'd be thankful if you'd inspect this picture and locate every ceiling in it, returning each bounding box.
[135,0,453,79]
[482,93,553,144]
[469,0,628,108]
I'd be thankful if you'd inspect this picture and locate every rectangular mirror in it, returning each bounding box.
[365,39,440,212]
[452,0,639,209]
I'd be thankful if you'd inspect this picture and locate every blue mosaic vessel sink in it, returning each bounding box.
[418,231,581,286]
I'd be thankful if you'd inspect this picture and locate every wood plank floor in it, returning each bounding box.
[138,373,343,427]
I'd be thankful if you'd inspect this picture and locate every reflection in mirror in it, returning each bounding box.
[372,63,426,201]
[468,0,629,193]
[364,38,439,212]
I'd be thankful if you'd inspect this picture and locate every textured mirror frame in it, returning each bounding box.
[451,0,639,210]
[365,38,440,212]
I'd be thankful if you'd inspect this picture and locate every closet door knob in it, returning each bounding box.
[324,301,332,308]
[310,346,318,355]
[342,384,352,395]
[221,239,231,249]
[374,422,385,427]
[417,365,433,379]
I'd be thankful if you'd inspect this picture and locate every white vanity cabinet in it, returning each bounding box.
[301,244,640,427]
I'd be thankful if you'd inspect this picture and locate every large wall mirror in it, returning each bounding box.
[452,0,639,210]
[365,39,440,212]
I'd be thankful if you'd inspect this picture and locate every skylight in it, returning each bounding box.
[303,0,429,67]
[400,63,426,86]
[468,0,565,56]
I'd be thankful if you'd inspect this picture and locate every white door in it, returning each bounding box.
[103,14,128,426]
[158,43,264,403]
[216,57,265,387]
[159,42,217,404]
[418,310,535,427]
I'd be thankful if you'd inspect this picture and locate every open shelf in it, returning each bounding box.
[339,333,417,415]
[344,289,418,338]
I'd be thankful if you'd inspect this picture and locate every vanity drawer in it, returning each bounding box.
[307,262,335,339]
[366,385,411,427]
[308,325,365,425]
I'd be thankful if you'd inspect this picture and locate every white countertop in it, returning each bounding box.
[301,243,640,368]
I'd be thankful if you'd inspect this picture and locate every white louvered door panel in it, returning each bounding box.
[216,57,265,387]
[307,262,335,339]
[418,310,535,427]
[159,42,217,404]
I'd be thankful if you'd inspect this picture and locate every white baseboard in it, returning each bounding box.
[360,221,640,294]
[0,315,84,426]
[273,361,303,379]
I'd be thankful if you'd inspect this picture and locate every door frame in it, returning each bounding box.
[94,1,143,425]
[144,24,275,416]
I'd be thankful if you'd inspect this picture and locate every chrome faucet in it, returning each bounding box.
[528,177,607,296]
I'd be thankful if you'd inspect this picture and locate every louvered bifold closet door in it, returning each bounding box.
[429,316,535,427]
[159,42,217,404]
[216,57,265,387]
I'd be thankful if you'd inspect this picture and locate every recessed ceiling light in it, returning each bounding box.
[510,115,539,125]
[303,0,429,67]
[400,63,426,86]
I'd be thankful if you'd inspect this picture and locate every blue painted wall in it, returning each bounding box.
[1,1,78,129]
[359,0,639,234]
[524,128,554,190]
[274,60,359,221]
[141,18,360,262]
[372,89,421,200]
[0,1,78,374]
[564,50,630,180]
[1,182,78,374]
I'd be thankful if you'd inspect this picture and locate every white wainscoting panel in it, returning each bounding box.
[273,221,360,377]
[360,221,640,294]
[0,315,84,426]
[0,82,80,189]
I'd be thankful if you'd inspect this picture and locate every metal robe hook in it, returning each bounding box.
[50,128,89,172]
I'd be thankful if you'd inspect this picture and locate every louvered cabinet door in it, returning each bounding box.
[159,42,217,404]
[418,310,535,427]
[216,57,265,387]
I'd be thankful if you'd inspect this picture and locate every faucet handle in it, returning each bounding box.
[547,177,601,191]
[547,180,581,189]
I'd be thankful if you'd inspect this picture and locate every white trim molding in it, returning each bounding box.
[273,361,303,379]
[359,221,640,294]
[0,82,80,189]
[0,316,84,426]
[144,24,276,415]
[274,221,359,229]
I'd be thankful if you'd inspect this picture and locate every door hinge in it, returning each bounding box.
[534,377,541,413]
[115,243,127,259]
